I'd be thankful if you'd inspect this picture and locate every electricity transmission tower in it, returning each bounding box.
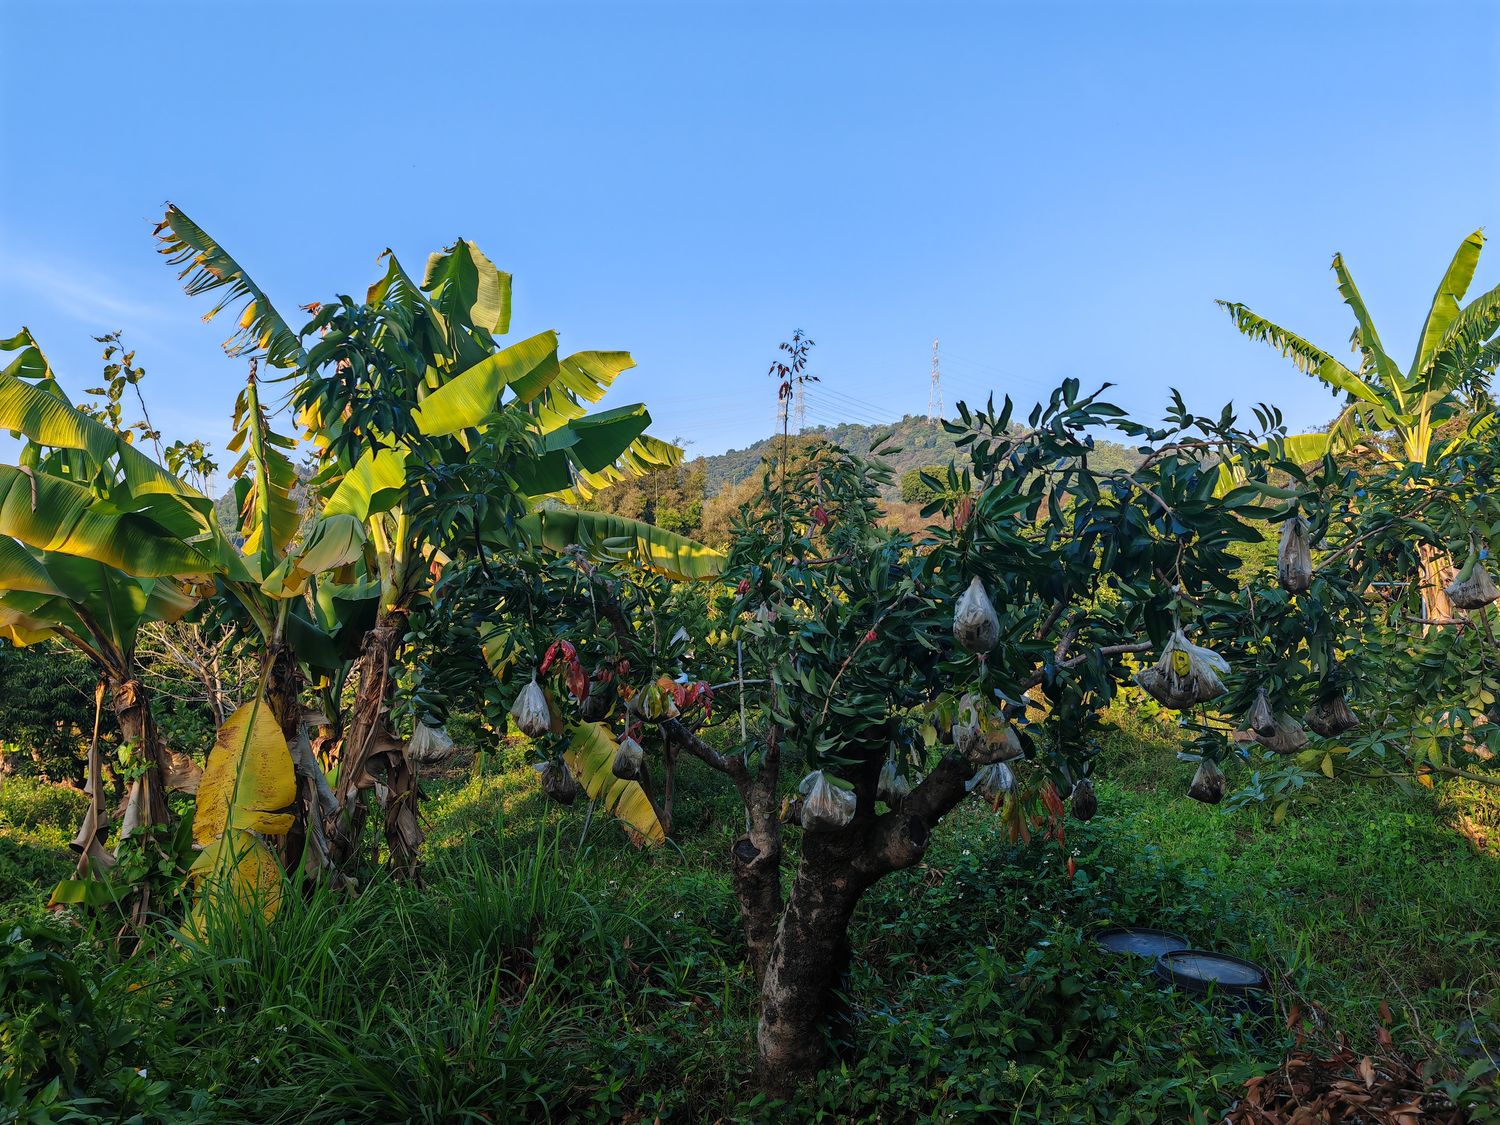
[927,337,943,422]
[793,381,806,433]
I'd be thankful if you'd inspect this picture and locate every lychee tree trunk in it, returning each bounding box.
[731,736,783,985]
[753,753,975,1095]
[755,835,866,1090]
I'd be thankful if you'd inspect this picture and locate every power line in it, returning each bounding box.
[813,385,902,419]
[801,396,891,428]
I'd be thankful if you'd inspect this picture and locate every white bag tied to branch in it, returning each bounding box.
[966,761,1015,802]
[612,735,645,780]
[511,675,552,739]
[1187,759,1225,805]
[1278,516,1313,594]
[1445,550,1500,611]
[1247,688,1276,738]
[1134,629,1229,709]
[1254,713,1308,755]
[953,577,1000,656]
[954,692,1022,765]
[799,770,856,831]
[407,723,457,764]
[877,759,912,805]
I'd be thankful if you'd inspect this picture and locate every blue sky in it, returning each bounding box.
[2,0,1497,474]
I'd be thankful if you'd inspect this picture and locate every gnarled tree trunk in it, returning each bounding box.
[753,752,974,1095]
[756,833,867,1092]
[731,736,783,986]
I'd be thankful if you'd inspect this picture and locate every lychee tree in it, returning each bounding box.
[461,380,1352,1091]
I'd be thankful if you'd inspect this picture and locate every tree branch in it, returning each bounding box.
[660,717,740,778]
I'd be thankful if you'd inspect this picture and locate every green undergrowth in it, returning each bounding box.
[2,720,1498,1122]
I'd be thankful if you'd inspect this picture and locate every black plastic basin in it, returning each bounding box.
[1095,926,1190,960]
[1154,949,1270,1002]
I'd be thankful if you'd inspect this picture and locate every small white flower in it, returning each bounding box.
[962,849,971,856]
[214,1006,226,1015]
[251,1056,261,1065]
[672,910,684,920]
[275,1025,288,1033]
[136,1068,148,1079]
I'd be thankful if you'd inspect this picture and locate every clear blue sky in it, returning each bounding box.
[2,0,1497,472]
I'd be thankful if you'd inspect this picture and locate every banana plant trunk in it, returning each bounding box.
[328,609,421,878]
[1418,543,1457,625]
[107,676,171,833]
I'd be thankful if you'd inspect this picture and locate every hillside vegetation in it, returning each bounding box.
[699,413,1142,498]
[587,413,1145,543]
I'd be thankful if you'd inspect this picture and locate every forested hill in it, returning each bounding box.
[699,414,1141,498]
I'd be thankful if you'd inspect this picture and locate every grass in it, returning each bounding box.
[2,717,1498,1122]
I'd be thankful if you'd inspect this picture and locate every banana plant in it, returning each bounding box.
[203,364,370,877]
[158,206,723,877]
[0,331,218,848]
[1218,230,1500,618]
[0,333,355,900]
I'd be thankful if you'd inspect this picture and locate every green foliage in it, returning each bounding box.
[1,745,1493,1121]
[898,463,947,504]
[77,331,160,451]
[0,641,103,781]
[0,920,175,1120]
[585,457,708,536]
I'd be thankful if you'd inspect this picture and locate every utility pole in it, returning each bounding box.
[927,337,943,423]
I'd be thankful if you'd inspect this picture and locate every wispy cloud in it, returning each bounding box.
[0,258,174,326]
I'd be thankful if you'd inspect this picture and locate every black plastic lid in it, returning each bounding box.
[1095,926,1190,959]
[1154,949,1270,995]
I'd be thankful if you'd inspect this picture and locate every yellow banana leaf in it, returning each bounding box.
[520,508,725,581]
[186,829,285,934]
[194,698,297,846]
[564,722,665,846]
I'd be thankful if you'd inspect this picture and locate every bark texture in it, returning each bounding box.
[264,643,311,874]
[756,751,975,1094]
[730,737,783,985]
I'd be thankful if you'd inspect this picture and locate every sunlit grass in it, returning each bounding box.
[3,720,1497,1121]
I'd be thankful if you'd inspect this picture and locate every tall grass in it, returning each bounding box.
[3,723,1498,1121]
